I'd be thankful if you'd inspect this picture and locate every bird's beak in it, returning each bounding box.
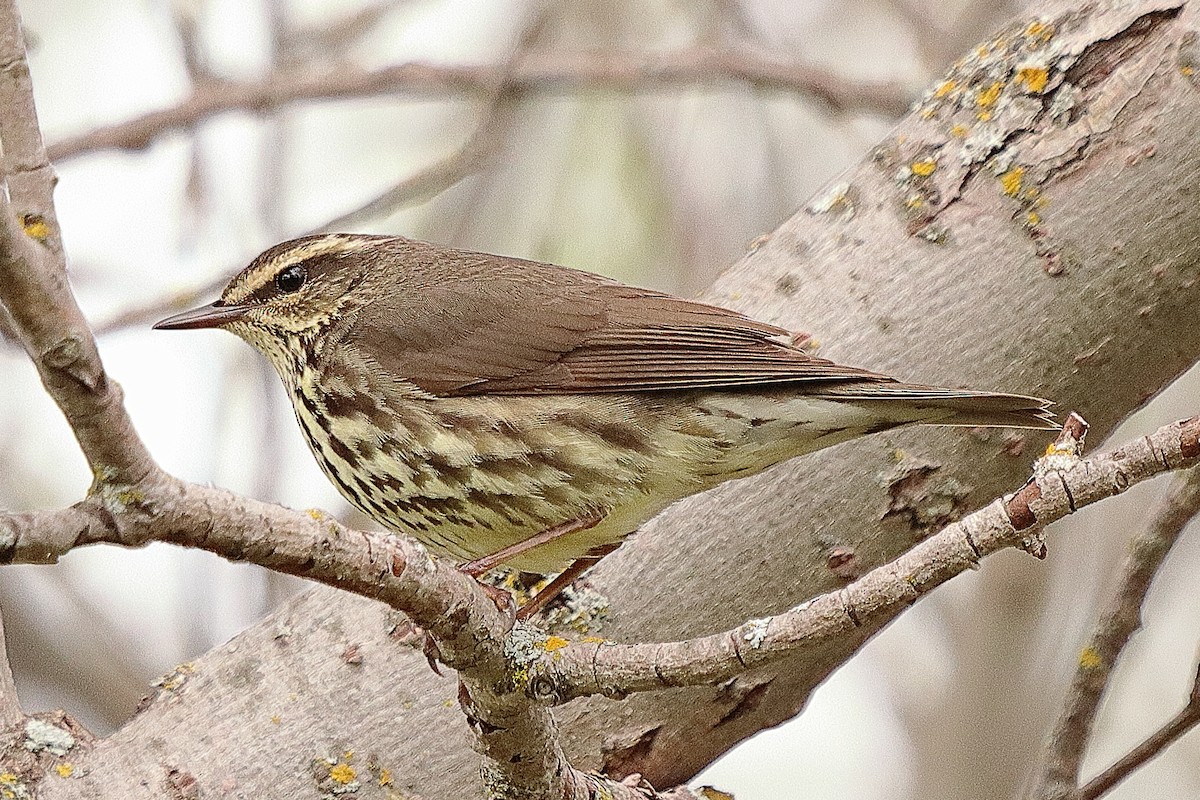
[153,302,248,331]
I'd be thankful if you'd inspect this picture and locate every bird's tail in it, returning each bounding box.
[812,384,1058,430]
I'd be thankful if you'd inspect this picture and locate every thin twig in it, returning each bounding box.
[47,47,912,163]
[1028,465,1200,799]
[1078,663,1200,800]
[307,12,538,235]
[520,416,1200,703]
[0,602,22,727]
[281,0,410,59]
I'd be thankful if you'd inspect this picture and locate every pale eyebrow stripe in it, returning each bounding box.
[223,235,375,304]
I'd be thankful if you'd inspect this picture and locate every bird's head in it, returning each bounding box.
[154,233,394,377]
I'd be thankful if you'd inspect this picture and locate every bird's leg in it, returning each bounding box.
[458,512,604,577]
[515,542,620,621]
[515,557,597,620]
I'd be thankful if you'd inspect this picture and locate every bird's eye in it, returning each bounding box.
[275,264,306,294]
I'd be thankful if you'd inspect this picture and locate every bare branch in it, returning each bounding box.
[0,603,22,728]
[47,48,912,163]
[91,9,542,336]
[309,0,547,234]
[528,416,1200,703]
[1078,662,1200,800]
[0,0,61,254]
[1029,465,1200,799]
[0,473,686,799]
[0,0,155,485]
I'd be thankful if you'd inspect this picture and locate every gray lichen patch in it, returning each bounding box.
[740,617,770,649]
[23,718,75,757]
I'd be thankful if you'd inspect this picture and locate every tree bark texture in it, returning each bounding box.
[27,0,1200,797]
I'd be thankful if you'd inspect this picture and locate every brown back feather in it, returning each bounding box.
[339,240,891,397]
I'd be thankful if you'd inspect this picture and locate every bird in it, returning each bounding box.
[155,233,1055,613]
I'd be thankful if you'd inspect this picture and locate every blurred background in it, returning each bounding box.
[2,0,1198,797]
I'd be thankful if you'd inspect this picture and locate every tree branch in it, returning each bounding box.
[46,48,912,163]
[1079,663,1200,799]
[0,443,696,798]
[0,604,22,728]
[1028,464,1200,799]
[528,417,1200,704]
[0,0,154,486]
[310,1,544,233]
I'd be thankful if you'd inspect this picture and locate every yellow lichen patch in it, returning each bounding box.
[949,123,969,138]
[542,635,569,652]
[581,635,606,644]
[904,194,925,210]
[1016,66,1049,93]
[1183,65,1195,76]
[154,661,196,692]
[1026,211,1041,226]
[116,488,145,507]
[933,79,957,98]
[0,773,24,800]
[1025,20,1055,45]
[305,508,326,521]
[1044,441,1076,457]
[1000,166,1025,197]
[329,763,357,784]
[270,714,282,725]
[976,81,1003,109]
[21,214,51,241]
[55,764,74,779]
[379,768,393,786]
[911,159,937,177]
[1079,646,1103,669]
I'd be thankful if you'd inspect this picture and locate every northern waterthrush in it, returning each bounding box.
[155,233,1054,595]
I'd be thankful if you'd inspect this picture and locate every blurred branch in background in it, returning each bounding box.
[1031,466,1200,799]
[46,48,912,164]
[0,605,21,728]
[315,5,548,231]
[1079,664,1200,800]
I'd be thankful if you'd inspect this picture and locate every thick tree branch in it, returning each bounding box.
[1029,465,1200,799]
[0,606,21,728]
[556,0,1200,784]
[46,48,911,163]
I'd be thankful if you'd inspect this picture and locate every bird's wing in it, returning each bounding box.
[340,250,888,397]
